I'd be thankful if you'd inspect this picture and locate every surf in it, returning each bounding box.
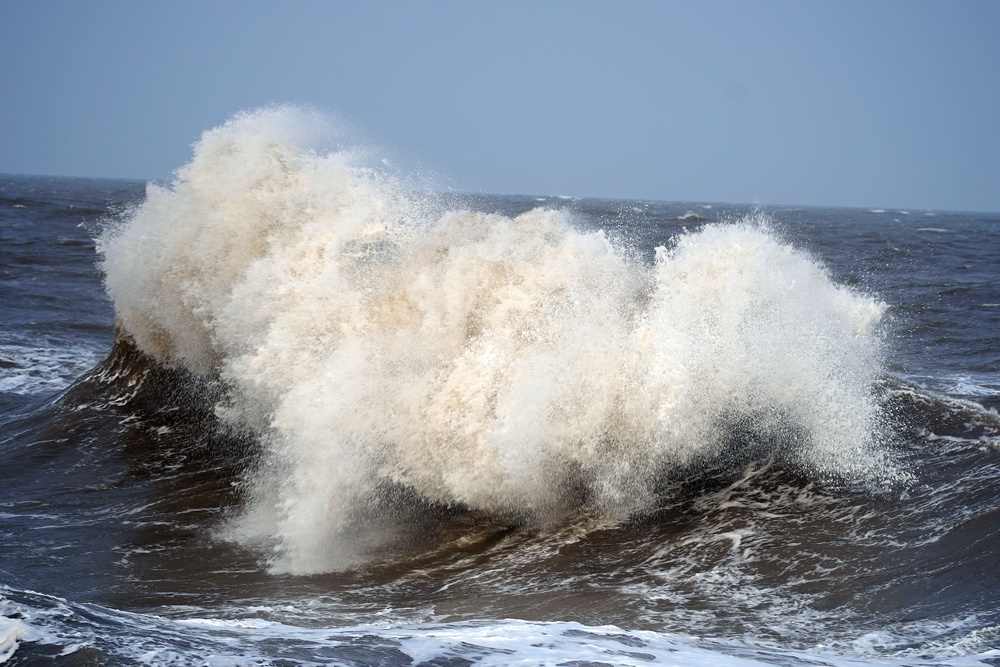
[97,106,900,574]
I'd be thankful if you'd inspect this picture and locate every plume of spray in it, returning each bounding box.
[99,106,897,573]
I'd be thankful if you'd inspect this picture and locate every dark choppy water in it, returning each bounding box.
[1,111,999,667]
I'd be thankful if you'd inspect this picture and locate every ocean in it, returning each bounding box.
[1,108,999,666]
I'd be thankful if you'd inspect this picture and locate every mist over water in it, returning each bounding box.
[99,107,897,574]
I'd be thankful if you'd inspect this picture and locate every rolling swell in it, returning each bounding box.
[94,106,904,574]
[0,333,258,609]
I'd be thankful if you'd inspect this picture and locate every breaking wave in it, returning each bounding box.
[98,106,896,573]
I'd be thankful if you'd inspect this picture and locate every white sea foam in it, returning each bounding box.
[99,107,897,574]
[4,586,997,667]
[0,615,32,662]
[0,340,103,396]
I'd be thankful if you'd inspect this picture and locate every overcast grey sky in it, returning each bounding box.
[2,0,998,211]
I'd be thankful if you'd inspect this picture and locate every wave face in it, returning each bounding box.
[99,107,894,573]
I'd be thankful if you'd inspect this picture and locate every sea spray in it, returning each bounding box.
[643,223,887,478]
[98,107,895,573]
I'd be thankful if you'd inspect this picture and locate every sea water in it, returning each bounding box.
[1,107,998,665]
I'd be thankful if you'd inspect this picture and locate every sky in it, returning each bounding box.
[2,1,998,211]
